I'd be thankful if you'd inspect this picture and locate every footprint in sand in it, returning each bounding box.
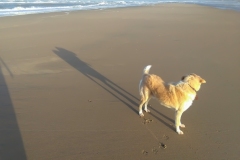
[142,150,148,155]
[159,142,167,149]
[152,147,158,154]
[143,118,153,124]
[163,134,169,140]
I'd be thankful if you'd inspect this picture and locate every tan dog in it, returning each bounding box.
[139,65,206,134]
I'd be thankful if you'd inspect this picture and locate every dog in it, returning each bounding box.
[139,65,206,134]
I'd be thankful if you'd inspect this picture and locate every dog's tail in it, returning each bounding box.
[143,65,152,75]
[139,65,152,97]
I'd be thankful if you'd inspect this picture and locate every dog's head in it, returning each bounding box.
[181,73,206,91]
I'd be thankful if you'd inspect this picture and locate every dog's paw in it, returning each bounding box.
[177,130,184,135]
[139,113,144,117]
[144,109,151,113]
[176,128,184,135]
[180,124,185,128]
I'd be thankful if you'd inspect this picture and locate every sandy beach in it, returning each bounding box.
[0,4,240,159]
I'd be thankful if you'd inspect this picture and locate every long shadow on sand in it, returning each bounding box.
[0,58,27,160]
[53,47,139,113]
[53,47,175,131]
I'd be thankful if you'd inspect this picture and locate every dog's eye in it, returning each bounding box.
[181,76,185,80]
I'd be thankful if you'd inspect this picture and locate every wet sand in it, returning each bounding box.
[0,4,240,159]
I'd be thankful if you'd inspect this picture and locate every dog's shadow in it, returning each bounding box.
[149,107,175,131]
[53,47,174,130]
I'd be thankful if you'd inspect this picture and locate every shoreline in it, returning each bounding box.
[0,4,240,159]
[0,2,240,18]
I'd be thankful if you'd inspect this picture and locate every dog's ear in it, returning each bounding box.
[200,78,206,83]
[181,76,186,81]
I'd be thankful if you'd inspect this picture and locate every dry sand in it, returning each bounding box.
[0,4,240,160]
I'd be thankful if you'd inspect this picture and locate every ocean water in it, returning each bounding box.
[0,0,240,17]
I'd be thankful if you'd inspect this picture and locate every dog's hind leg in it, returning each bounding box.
[175,110,184,135]
[139,89,150,117]
[144,97,151,113]
[139,97,147,117]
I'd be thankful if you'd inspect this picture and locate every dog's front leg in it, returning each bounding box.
[175,110,184,135]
